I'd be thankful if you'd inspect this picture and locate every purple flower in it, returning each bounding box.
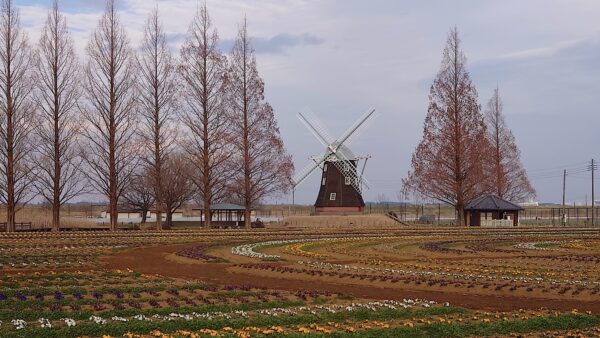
[73,291,83,300]
[54,291,62,300]
[93,292,103,299]
[16,293,27,301]
[36,293,45,300]
[0,294,7,301]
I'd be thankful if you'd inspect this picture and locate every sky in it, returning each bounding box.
[14,0,600,205]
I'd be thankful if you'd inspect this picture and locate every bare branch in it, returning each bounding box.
[80,0,139,231]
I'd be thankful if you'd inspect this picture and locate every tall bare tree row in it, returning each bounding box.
[404,28,535,225]
[403,28,488,226]
[0,1,293,232]
[484,87,535,201]
[33,0,85,232]
[80,0,139,231]
[136,9,178,230]
[0,0,36,232]
[228,20,294,228]
[179,4,234,228]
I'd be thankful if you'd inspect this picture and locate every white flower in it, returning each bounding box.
[61,318,76,327]
[133,314,150,321]
[111,316,128,322]
[11,319,27,330]
[89,315,107,324]
[38,318,52,328]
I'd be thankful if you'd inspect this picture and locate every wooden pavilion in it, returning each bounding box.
[193,203,246,228]
[464,194,523,227]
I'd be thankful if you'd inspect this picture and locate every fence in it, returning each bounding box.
[520,207,600,226]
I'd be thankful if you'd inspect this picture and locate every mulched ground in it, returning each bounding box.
[101,243,600,314]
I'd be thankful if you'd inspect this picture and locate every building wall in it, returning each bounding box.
[314,161,365,209]
[467,210,519,226]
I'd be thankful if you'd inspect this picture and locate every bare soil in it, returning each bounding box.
[101,243,600,313]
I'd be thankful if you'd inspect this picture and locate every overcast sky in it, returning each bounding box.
[15,0,600,205]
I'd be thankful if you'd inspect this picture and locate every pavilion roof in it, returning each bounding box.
[464,194,523,211]
[192,203,246,211]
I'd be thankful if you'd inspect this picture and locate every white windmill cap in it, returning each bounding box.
[326,143,357,161]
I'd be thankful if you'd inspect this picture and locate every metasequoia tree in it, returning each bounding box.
[136,9,177,230]
[403,28,489,226]
[161,154,195,229]
[122,172,154,224]
[33,1,85,232]
[81,0,138,231]
[0,0,36,232]
[484,87,535,202]
[228,19,293,228]
[179,4,232,227]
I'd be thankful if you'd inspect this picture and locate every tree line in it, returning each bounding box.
[403,28,535,225]
[0,0,293,232]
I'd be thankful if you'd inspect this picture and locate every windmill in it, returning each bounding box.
[293,109,375,214]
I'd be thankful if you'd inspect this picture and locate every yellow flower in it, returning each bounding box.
[297,326,311,333]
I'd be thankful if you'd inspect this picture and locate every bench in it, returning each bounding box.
[0,222,33,231]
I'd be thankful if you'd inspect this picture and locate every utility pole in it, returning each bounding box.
[290,188,295,215]
[590,159,597,226]
[562,169,566,225]
[562,169,566,206]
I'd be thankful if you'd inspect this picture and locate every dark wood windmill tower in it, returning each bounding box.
[293,109,375,215]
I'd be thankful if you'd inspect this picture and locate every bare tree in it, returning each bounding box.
[33,1,85,232]
[179,3,232,227]
[403,28,489,226]
[0,0,36,232]
[122,172,154,224]
[161,154,194,229]
[136,9,177,230]
[484,87,536,202]
[227,19,294,228]
[80,0,138,231]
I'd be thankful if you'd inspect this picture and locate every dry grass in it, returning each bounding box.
[282,214,400,228]
[0,206,98,229]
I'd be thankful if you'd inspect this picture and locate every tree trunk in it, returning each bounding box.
[6,109,14,233]
[155,211,162,230]
[141,211,147,224]
[109,199,117,231]
[6,200,15,233]
[52,123,60,232]
[203,200,211,228]
[244,209,251,229]
[457,204,465,226]
[52,206,60,232]
[165,211,172,230]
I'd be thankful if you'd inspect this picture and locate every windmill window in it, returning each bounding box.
[345,177,351,185]
[330,193,336,201]
[321,178,326,185]
[323,164,328,172]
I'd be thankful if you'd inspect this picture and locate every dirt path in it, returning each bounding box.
[101,244,600,313]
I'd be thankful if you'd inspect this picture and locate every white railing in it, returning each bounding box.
[481,219,514,227]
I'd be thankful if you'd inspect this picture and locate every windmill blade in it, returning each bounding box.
[328,158,365,193]
[331,150,371,190]
[297,110,335,148]
[337,108,376,148]
[292,153,330,188]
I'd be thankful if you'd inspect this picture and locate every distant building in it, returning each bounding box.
[148,209,185,220]
[464,194,523,227]
[101,207,143,219]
